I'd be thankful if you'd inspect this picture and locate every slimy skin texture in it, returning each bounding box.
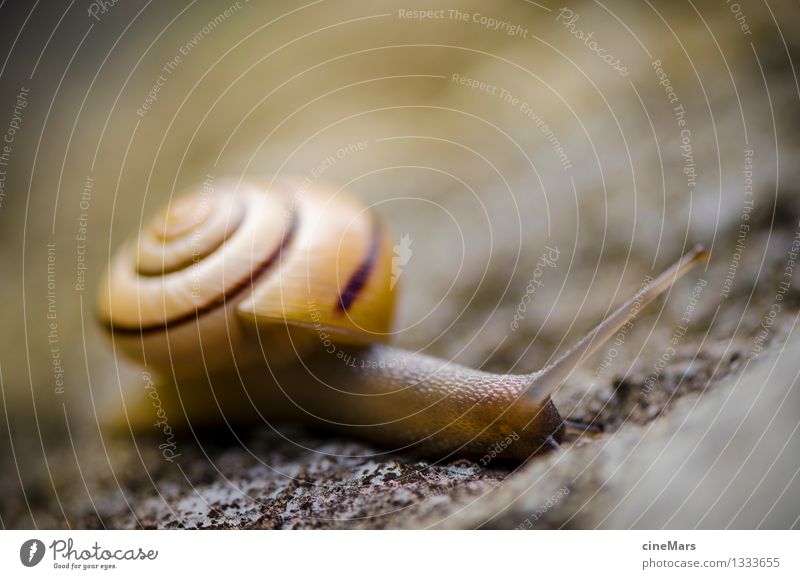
[290,345,565,460]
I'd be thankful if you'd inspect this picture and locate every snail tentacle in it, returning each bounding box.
[523,245,709,403]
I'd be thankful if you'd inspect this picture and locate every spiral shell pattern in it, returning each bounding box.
[98,179,395,381]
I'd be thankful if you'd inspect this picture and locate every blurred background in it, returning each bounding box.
[1,0,799,529]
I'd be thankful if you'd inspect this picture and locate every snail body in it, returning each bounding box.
[99,179,706,460]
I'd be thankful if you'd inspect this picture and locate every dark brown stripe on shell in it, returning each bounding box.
[136,207,244,277]
[336,220,382,313]
[105,211,298,335]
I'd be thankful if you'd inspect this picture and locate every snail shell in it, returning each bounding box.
[99,179,393,380]
[98,179,707,460]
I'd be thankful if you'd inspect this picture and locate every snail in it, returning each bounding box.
[98,178,707,460]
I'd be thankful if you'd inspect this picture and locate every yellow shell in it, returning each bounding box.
[97,178,396,382]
